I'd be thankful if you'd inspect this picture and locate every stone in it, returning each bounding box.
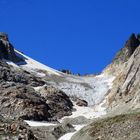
[0,83,51,121]
[38,86,73,119]
[0,35,23,62]
[76,98,88,106]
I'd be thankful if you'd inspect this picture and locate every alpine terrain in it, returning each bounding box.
[0,32,140,140]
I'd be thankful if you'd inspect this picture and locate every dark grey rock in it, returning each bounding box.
[76,98,88,107]
[39,86,73,119]
[0,60,45,87]
[0,34,23,62]
[0,117,37,140]
[0,83,51,121]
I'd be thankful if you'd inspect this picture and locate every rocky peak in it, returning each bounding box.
[0,32,23,62]
[104,33,140,75]
[0,32,9,41]
[113,33,140,64]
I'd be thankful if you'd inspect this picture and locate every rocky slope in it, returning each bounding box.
[71,34,140,140]
[0,32,140,140]
[106,34,140,113]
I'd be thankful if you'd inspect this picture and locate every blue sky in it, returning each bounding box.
[0,0,140,74]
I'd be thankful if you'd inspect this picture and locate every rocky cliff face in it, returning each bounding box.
[107,44,140,113]
[104,33,140,75]
[0,32,23,62]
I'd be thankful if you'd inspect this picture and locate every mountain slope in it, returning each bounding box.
[0,32,140,140]
[71,34,140,140]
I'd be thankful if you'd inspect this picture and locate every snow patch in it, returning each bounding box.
[4,60,19,68]
[24,120,57,127]
[60,99,107,123]
[15,50,61,76]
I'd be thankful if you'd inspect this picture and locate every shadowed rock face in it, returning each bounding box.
[104,33,140,75]
[37,86,73,120]
[113,33,140,64]
[0,60,45,87]
[0,32,23,62]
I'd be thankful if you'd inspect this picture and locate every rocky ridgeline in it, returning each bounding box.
[113,33,140,63]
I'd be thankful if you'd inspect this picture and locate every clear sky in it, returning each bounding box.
[0,0,140,74]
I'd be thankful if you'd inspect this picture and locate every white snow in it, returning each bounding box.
[58,125,85,140]
[60,98,107,123]
[24,120,57,127]
[4,59,19,68]
[14,50,61,76]
[57,74,115,106]
[58,99,107,140]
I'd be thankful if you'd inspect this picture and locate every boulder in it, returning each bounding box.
[76,98,88,107]
[0,32,23,62]
[0,83,51,121]
[0,117,37,140]
[38,86,73,119]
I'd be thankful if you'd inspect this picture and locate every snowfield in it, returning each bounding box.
[24,120,57,127]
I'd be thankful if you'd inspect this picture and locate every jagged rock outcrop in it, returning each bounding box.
[104,33,140,75]
[76,98,88,107]
[113,33,140,63]
[0,60,45,87]
[0,32,23,62]
[107,45,140,112]
[61,69,72,75]
[0,83,51,121]
[37,86,73,120]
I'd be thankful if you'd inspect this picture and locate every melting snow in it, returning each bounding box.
[24,120,57,127]
[58,74,115,106]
